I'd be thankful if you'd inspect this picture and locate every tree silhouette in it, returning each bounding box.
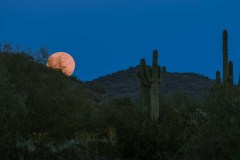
[47,56,67,75]
[35,47,49,63]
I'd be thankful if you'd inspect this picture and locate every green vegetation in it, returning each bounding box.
[1,41,240,159]
[0,50,93,159]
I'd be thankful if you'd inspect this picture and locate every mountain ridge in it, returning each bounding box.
[87,66,215,102]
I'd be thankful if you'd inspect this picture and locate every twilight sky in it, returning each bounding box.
[1,0,240,82]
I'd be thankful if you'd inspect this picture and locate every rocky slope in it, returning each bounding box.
[87,66,215,102]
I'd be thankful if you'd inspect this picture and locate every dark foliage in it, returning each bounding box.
[1,50,240,159]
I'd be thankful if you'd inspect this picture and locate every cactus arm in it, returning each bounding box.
[138,59,151,86]
[145,65,153,83]
[158,66,161,83]
[152,50,158,68]
[160,66,166,81]
[137,70,151,87]
[216,70,221,84]
[162,66,166,74]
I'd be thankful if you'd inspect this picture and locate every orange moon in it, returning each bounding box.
[47,52,75,76]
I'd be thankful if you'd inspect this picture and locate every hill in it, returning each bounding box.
[1,51,240,160]
[0,52,94,155]
[87,66,215,102]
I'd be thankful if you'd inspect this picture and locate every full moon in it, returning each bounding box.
[47,52,75,76]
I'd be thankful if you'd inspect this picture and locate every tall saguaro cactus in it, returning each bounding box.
[137,50,166,120]
[223,30,229,84]
[215,30,234,87]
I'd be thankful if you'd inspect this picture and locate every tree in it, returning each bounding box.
[35,46,49,63]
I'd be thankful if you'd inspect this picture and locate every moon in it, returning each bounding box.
[47,52,75,76]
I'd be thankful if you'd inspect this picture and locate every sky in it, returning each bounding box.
[1,0,240,83]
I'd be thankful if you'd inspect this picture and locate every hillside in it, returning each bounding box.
[1,51,240,159]
[0,52,94,152]
[87,66,215,102]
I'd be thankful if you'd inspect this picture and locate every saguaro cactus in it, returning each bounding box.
[137,50,166,120]
[215,30,234,87]
[223,30,228,84]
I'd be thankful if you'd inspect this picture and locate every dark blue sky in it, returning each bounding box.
[1,0,240,82]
